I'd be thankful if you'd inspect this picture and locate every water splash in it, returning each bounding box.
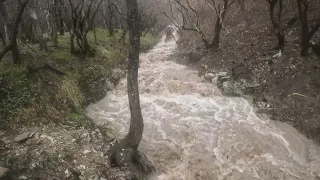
[87,35,320,180]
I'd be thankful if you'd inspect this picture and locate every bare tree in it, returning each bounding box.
[0,0,30,64]
[296,0,320,56]
[109,0,155,175]
[68,0,103,55]
[266,0,285,50]
[175,0,236,50]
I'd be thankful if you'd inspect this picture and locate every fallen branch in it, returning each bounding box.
[291,93,308,97]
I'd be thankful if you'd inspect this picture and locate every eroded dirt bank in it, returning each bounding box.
[175,14,320,145]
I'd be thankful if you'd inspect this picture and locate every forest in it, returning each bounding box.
[0,0,320,179]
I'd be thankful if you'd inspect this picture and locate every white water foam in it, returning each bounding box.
[87,35,320,180]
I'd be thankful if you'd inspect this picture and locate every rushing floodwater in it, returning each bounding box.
[87,36,320,180]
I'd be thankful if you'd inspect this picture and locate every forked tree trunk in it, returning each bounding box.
[0,0,30,63]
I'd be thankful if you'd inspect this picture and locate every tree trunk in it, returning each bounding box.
[211,17,222,49]
[121,28,128,44]
[70,32,75,54]
[277,29,285,50]
[52,0,59,47]
[108,3,114,37]
[120,0,143,150]
[12,40,21,64]
[277,0,285,50]
[268,0,278,28]
[83,34,91,55]
[94,28,98,44]
[143,27,150,37]
[0,29,5,46]
[57,0,64,35]
[0,0,29,63]
[297,0,309,56]
[59,17,64,35]
[239,0,245,10]
[0,1,11,45]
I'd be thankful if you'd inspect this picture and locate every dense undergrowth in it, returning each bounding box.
[0,29,160,129]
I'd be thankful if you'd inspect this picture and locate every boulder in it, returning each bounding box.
[217,72,228,78]
[106,80,114,91]
[204,73,215,81]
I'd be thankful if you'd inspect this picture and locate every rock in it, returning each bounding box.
[217,72,228,78]
[222,81,235,96]
[256,101,271,113]
[40,134,55,143]
[211,76,218,85]
[204,73,215,81]
[34,133,40,140]
[0,166,9,177]
[0,132,5,137]
[106,80,114,91]
[19,175,28,179]
[83,150,91,154]
[29,132,35,138]
[93,175,100,180]
[14,132,30,143]
[100,152,104,157]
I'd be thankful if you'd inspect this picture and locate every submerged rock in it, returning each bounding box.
[106,80,115,91]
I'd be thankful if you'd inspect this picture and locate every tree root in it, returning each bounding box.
[108,141,155,179]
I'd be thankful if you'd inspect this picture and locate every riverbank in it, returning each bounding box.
[0,30,160,179]
[175,21,320,145]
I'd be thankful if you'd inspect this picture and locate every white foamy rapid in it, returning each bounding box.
[87,35,320,180]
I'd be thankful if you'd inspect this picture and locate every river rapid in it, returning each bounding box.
[87,35,320,180]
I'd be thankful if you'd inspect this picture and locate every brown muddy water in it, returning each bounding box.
[87,35,320,180]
